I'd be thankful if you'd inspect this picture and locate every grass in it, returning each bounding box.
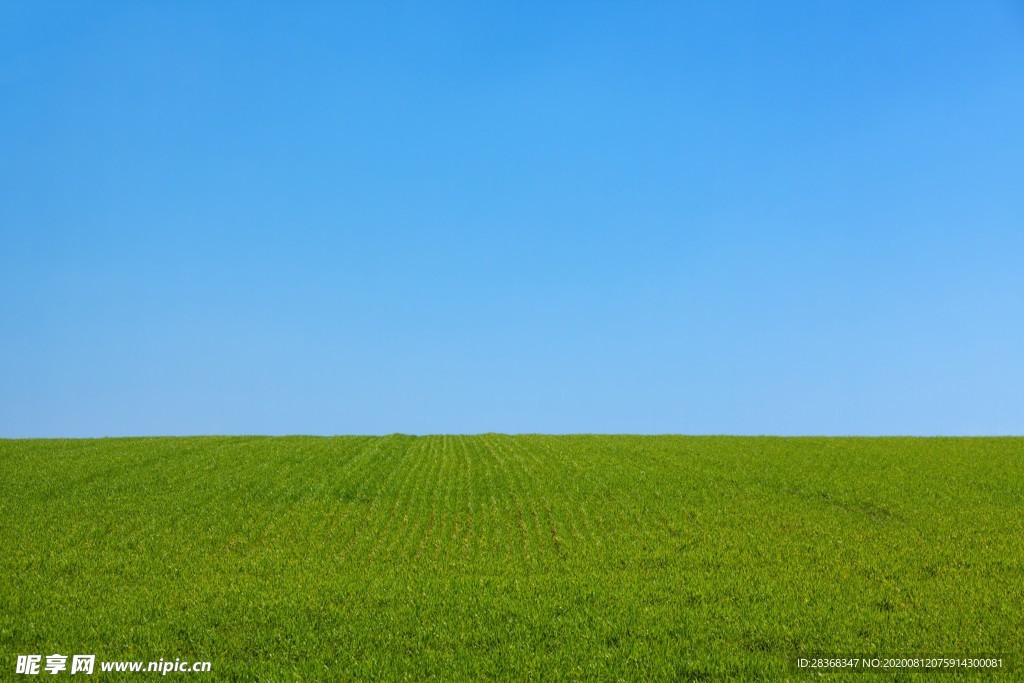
[1,435,1021,680]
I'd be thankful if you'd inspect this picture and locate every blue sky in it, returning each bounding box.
[2,1,1022,436]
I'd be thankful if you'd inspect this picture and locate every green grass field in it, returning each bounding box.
[1,435,1021,680]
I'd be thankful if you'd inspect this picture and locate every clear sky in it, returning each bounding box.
[2,1,1022,437]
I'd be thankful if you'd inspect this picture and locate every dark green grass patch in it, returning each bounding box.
[1,436,1021,680]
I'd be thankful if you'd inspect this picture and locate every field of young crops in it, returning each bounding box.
[1,435,1020,680]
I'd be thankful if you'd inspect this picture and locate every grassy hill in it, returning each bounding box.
[1,435,1020,679]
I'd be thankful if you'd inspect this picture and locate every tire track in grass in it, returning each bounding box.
[508,436,572,563]
[615,436,720,578]
[415,435,446,560]
[450,434,470,563]
[410,435,444,563]
[356,435,415,554]
[486,434,514,562]
[482,435,517,564]
[258,437,371,533]
[528,435,599,553]
[403,437,432,568]
[480,433,529,564]
[558,436,630,561]
[225,438,305,577]
[324,436,391,505]
[303,438,372,551]
[465,434,489,559]
[524,438,589,557]
[370,435,422,562]
[572,436,665,558]
[245,438,313,556]
[526,438,570,562]
[479,433,530,566]
[157,437,290,562]
[644,437,722,549]
[365,435,427,565]
[381,434,436,563]
[338,435,409,563]
[449,436,465,552]
[324,436,390,562]
[435,435,459,565]
[456,435,476,564]
[430,435,456,560]
[485,434,547,568]
[274,437,378,561]
[467,433,501,561]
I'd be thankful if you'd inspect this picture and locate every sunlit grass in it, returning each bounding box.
[1,435,1020,679]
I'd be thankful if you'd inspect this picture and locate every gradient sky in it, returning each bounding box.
[2,1,1022,437]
